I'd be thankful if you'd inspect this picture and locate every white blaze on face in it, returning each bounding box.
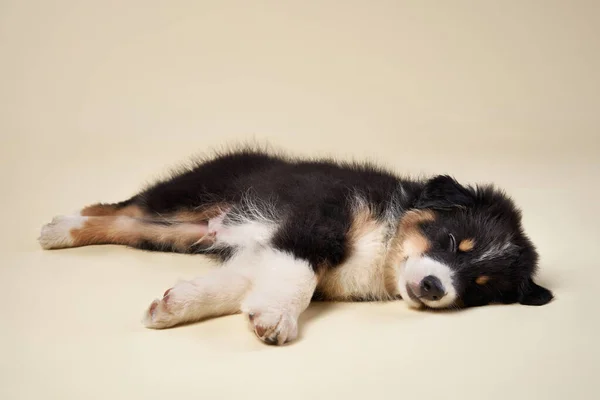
[396,261,423,309]
[397,256,457,309]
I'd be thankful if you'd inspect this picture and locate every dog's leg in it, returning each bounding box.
[79,201,227,224]
[38,215,213,252]
[143,263,252,329]
[79,202,147,218]
[241,248,318,345]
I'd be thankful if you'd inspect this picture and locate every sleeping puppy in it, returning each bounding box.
[39,147,553,345]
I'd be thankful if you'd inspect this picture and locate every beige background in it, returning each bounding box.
[1,1,599,399]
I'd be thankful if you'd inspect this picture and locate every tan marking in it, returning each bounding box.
[347,207,379,244]
[380,210,437,297]
[81,203,145,218]
[81,203,119,216]
[81,203,229,224]
[70,216,211,251]
[476,275,490,285]
[399,209,436,230]
[317,205,392,301]
[397,210,435,259]
[316,208,437,301]
[459,238,475,252]
[402,232,431,256]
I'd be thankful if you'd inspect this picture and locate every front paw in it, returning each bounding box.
[245,309,298,345]
[143,287,178,329]
[142,282,197,329]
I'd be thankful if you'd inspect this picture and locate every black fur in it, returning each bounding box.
[125,148,412,268]
[415,175,553,307]
[114,147,553,308]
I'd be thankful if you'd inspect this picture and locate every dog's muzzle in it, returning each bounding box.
[406,275,447,303]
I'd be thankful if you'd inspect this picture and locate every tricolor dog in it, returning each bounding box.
[39,147,553,345]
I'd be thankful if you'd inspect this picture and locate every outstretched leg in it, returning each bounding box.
[142,247,318,345]
[241,248,318,345]
[38,215,214,252]
[39,197,230,252]
[39,148,286,252]
[143,262,252,329]
[79,201,226,224]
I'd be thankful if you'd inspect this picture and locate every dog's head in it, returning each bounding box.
[396,175,553,310]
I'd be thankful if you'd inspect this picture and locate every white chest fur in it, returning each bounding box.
[212,209,399,302]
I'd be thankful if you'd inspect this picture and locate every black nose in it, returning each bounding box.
[420,275,445,301]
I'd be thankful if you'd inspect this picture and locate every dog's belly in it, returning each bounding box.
[317,222,394,301]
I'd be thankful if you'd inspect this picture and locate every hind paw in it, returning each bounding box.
[38,215,87,249]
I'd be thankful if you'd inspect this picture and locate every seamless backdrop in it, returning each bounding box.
[1,1,599,399]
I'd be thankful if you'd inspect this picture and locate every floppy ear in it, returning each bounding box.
[519,277,554,306]
[415,175,474,210]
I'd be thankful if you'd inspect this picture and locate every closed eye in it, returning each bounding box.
[448,233,457,253]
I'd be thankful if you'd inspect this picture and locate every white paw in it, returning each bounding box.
[143,281,197,329]
[244,308,299,345]
[143,288,178,329]
[38,215,86,249]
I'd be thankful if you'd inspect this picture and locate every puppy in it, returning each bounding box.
[39,147,553,345]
